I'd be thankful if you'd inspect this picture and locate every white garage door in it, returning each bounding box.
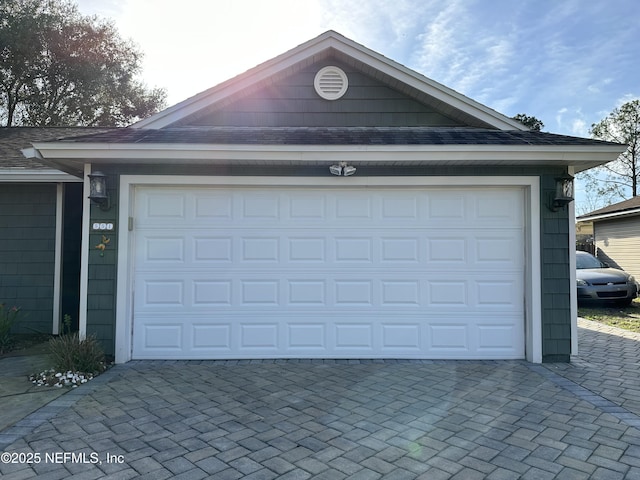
[131,186,525,359]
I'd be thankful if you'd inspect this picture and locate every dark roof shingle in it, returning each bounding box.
[53,126,623,147]
[578,196,640,219]
[0,127,116,170]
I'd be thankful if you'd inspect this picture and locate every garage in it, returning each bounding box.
[130,182,525,360]
[26,32,628,364]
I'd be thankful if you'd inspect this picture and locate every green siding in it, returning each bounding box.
[0,184,56,334]
[87,166,572,361]
[540,172,572,362]
[86,176,118,356]
[185,59,465,128]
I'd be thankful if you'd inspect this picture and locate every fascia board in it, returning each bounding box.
[0,169,82,182]
[133,32,524,131]
[578,208,640,223]
[31,142,625,168]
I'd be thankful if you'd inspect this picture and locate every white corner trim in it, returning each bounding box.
[78,164,91,340]
[52,184,63,335]
[114,175,542,363]
[115,178,133,364]
[569,169,578,356]
[528,179,542,363]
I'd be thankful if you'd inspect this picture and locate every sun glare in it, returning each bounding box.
[80,0,326,104]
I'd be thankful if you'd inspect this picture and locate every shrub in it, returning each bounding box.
[48,332,106,374]
[0,304,21,354]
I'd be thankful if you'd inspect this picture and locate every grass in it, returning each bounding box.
[578,298,640,332]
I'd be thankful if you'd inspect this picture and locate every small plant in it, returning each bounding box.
[61,314,73,335]
[48,332,106,374]
[0,303,21,354]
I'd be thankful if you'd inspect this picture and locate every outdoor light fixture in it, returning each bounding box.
[88,171,110,211]
[329,162,357,176]
[549,172,574,211]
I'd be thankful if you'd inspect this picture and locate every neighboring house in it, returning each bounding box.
[0,127,113,335]
[577,196,640,279]
[23,31,625,363]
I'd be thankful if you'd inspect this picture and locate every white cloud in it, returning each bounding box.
[616,94,640,107]
[74,0,640,136]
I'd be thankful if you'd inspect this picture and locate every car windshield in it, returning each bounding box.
[576,254,606,269]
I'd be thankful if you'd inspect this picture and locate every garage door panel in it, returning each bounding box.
[475,236,521,264]
[381,281,420,306]
[382,196,419,219]
[143,192,186,219]
[289,194,326,219]
[428,192,465,219]
[194,193,232,219]
[381,324,421,350]
[242,193,280,219]
[477,324,522,351]
[132,312,522,359]
[137,229,522,269]
[474,190,523,221]
[380,237,420,262]
[134,276,522,312]
[192,324,232,350]
[193,280,232,305]
[144,237,185,262]
[289,237,326,262]
[288,280,327,305]
[288,324,326,349]
[138,323,183,351]
[193,237,233,262]
[429,324,469,351]
[132,186,525,359]
[240,323,279,349]
[143,280,185,306]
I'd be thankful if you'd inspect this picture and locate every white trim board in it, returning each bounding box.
[78,164,92,340]
[52,184,63,334]
[115,175,542,363]
[0,170,82,182]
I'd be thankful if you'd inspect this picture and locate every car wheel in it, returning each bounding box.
[616,298,633,307]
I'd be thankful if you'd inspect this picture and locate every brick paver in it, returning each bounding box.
[2,321,640,478]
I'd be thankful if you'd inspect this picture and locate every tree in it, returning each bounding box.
[583,99,640,199]
[0,0,166,126]
[511,113,544,131]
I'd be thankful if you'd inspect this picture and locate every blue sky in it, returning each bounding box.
[76,0,639,208]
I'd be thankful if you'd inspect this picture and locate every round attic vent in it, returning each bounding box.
[314,66,348,100]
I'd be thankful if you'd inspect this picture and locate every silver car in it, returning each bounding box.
[576,251,639,306]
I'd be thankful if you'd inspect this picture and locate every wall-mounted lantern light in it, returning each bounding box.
[88,171,110,210]
[329,162,357,177]
[549,172,574,211]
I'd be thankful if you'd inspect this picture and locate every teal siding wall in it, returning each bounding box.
[86,166,572,361]
[86,175,118,356]
[0,184,56,334]
[184,59,465,128]
[540,173,572,362]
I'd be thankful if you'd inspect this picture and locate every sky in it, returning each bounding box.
[74,0,639,210]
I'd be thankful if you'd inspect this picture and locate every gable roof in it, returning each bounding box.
[23,31,627,177]
[577,196,640,222]
[50,126,622,147]
[133,30,526,131]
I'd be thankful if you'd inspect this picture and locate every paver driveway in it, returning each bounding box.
[2,319,640,479]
